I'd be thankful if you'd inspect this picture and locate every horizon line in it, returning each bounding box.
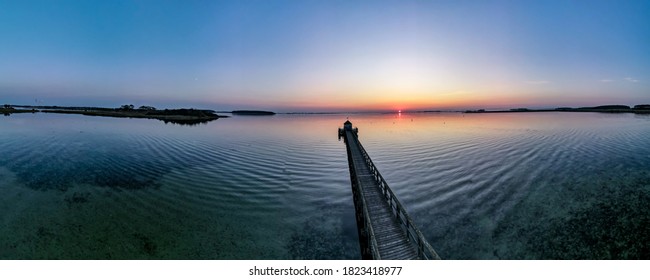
[9,102,649,115]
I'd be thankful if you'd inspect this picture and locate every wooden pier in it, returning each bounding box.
[339,121,441,260]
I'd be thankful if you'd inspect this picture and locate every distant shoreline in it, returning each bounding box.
[1,107,37,115]
[464,105,650,115]
[4,104,225,125]
[4,104,650,117]
[231,110,276,115]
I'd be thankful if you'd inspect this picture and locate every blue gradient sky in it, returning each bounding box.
[1,0,649,111]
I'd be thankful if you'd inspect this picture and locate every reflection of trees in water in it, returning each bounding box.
[160,119,214,126]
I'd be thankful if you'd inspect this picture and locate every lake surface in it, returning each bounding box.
[1,112,649,259]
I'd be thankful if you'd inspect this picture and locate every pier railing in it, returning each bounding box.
[351,133,441,260]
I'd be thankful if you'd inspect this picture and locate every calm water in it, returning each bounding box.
[1,112,649,259]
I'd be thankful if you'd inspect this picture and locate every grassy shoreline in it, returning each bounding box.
[1,108,37,115]
[5,104,225,125]
[41,108,224,125]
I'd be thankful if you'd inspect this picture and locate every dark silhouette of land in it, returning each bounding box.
[231,110,276,115]
[465,104,650,114]
[7,104,226,125]
[1,104,37,116]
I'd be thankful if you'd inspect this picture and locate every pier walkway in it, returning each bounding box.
[339,121,440,260]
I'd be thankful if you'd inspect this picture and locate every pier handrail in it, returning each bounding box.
[350,133,441,260]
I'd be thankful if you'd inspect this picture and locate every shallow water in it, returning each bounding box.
[1,112,649,259]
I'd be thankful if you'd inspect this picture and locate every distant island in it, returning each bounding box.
[1,104,36,116]
[5,104,226,125]
[231,110,276,115]
[465,104,650,114]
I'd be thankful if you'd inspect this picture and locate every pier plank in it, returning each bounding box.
[343,128,428,259]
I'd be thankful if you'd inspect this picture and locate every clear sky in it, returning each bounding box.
[1,0,649,112]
